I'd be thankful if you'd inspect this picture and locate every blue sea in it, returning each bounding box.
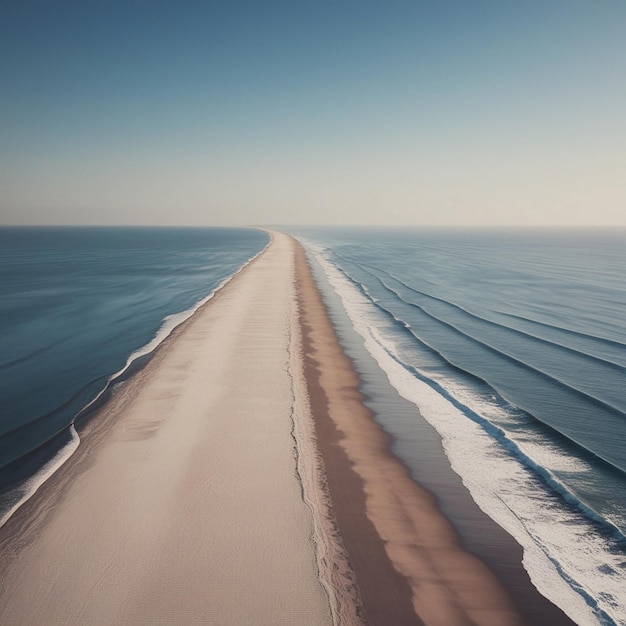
[292,227,626,626]
[0,226,268,522]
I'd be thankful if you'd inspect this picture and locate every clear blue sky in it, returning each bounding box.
[1,1,625,226]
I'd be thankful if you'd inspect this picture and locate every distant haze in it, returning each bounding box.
[1,1,625,227]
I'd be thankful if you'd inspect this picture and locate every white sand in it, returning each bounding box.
[0,231,333,625]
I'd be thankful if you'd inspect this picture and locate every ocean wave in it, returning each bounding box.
[304,238,626,626]
[383,290,626,418]
[498,311,626,361]
[330,250,626,493]
[0,426,80,529]
[347,259,626,396]
[366,265,626,372]
[333,259,626,471]
[0,237,270,528]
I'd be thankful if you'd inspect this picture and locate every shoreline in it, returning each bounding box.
[0,233,271,523]
[0,230,575,625]
[299,239,577,626]
[294,240,532,626]
[0,232,334,624]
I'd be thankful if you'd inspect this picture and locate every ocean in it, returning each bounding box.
[292,227,626,626]
[0,226,268,523]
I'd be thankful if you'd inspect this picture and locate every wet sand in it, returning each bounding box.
[294,242,530,626]
[299,239,576,626]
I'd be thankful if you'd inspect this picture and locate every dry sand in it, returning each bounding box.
[0,231,336,625]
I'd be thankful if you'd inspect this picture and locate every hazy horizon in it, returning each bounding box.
[2,1,625,228]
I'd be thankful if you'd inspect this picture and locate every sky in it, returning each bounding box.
[1,1,625,227]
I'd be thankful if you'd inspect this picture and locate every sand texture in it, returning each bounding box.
[0,232,335,625]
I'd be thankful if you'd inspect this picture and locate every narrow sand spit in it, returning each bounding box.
[0,232,338,625]
[1,230,534,626]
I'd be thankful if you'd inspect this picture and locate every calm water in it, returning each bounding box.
[0,226,268,517]
[293,227,626,626]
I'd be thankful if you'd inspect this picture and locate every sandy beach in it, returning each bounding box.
[1,230,554,625]
[0,232,337,625]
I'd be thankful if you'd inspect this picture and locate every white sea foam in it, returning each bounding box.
[76,238,271,420]
[303,239,626,626]
[0,425,80,529]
